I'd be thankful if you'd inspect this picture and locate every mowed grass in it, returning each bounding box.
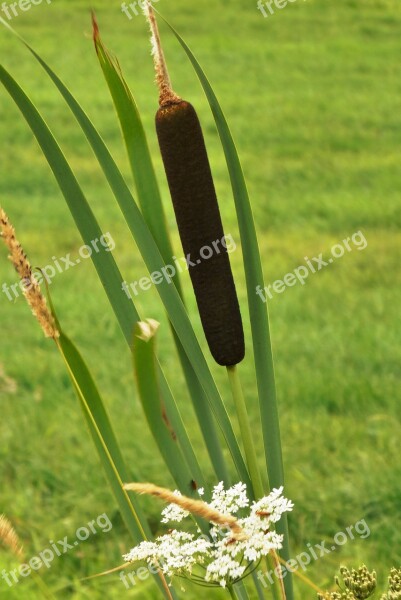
[0,0,400,597]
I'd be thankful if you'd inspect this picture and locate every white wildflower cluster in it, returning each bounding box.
[123,483,293,589]
[161,491,189,524]
[209,481,249,515]
[124,531,210,575]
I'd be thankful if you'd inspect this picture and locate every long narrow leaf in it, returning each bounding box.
[172,336,229,483]
[41,284,177,599]
[56,332,148,542]
[132,319,210,538]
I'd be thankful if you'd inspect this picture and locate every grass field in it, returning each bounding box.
[0,0,400,597]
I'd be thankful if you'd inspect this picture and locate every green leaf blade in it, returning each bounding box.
[133,321,198,496]
[93,18,176,274]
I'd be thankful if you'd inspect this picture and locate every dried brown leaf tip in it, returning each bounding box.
[0,208,59,340]
[0,514,24,560]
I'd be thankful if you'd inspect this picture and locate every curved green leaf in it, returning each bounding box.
[93,15,175,281]
[56,331,147,541]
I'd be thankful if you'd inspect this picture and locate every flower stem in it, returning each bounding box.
[226,365,264,499]
[228,586,237,599]
[227,366,286,600]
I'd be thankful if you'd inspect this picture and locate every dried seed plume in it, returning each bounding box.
[0,514,24,560]
[143,1,181,106]
[0,208,59,340]
[124,482,248,540]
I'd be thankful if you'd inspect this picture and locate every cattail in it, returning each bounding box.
[0,208,59,340]
[144,4,245,367]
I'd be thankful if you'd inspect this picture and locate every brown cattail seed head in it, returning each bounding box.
[156,101,245,366]
[144,4,245,365]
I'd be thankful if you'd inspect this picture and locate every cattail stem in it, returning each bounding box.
[226,370,286,600]
[226,366,264,499]
[228,586,236,599]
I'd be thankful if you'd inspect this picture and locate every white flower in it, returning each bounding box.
[209,481,249,515]
[123,540,159,564]
[124,531,212,577]
[251,486,294,524]
[205,552,247,587]
[161,491,189,524]
[123,482,293,589]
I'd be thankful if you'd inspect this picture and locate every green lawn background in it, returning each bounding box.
[0,0,400,597]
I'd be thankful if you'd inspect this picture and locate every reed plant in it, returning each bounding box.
[0,4,299,598]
